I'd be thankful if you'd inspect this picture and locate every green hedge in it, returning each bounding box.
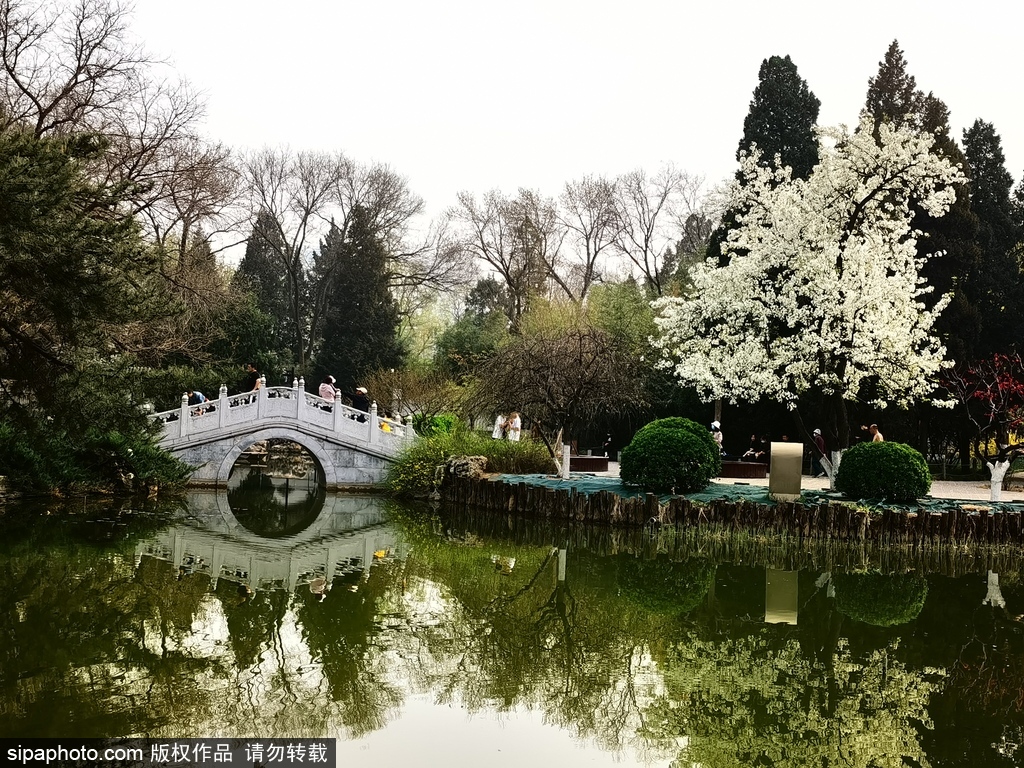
[0,420,191,494]
[384,428,551,497]
[411,412,461,437]
[835,441,931,503]
[619,417,721,493]
[833,571,928,627]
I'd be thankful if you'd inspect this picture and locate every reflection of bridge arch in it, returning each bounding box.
[137,492,399,592]
[151,384,414,488]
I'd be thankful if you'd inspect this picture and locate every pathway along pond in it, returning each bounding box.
[2,487,1024,766]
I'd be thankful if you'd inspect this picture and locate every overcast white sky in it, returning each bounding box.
[131,0,1022,221]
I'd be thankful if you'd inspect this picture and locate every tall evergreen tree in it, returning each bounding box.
[314,205,405,390]
[865,40,923,134]
[739,55,821,179]
[913,95,982,363]
[709,55,820,264]
[231,209,297,367]
[863,42,981,364]
[962,120,1024,354]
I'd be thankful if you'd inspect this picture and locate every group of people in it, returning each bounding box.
[735,424,883,477]
[492,412,522,442]
[318,375,370,413]
[184,365,381,420]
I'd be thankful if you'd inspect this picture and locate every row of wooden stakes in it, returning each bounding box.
[440,475,1024,546]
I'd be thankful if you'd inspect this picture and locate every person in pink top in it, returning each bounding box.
[319,375,338,402]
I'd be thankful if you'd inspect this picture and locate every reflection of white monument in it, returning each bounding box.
[983,570,1006,609]
[136,491,398,593]
[765,569,799,625]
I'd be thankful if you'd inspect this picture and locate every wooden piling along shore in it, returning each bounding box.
[441,475,1024,547]
[434,503,1024,579]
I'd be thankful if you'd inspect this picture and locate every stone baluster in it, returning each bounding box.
[333,390,345,433]
[218,384,228,428]
[297,376,306,421]
[368,401,379,445]
[179,392,189,437]
[256,375,267,419]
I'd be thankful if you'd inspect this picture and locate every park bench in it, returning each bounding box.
[719,460,768,479]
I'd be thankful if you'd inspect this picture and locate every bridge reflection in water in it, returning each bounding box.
[135,489,398,596]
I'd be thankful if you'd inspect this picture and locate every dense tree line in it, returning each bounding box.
[2,2,1023,493]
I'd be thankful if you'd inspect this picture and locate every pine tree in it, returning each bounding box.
[914,95,982,363]
[962,120,1024,354]
[863,42,981,363]
[865,40,923,134]
[709,55,820,265]
[739,55,821,178]
[231,210,297,366]
[314,205,405,389]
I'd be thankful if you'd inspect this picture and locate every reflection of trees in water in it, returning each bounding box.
[833,572,928,627]
[616,555,715,614]
[646,631,939,768]
[213,582,290,671]
[917,573,1024,767]
[0,530,222,737]
[294,565,404,737]
[386,509,682,758]
[8,496,1024,765]
[387,508,957,766]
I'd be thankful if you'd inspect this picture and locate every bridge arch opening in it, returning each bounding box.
[225,438,327,538]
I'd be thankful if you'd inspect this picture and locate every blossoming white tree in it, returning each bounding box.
[653,115,964,476]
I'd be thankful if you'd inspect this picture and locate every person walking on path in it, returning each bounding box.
[711,421,724,455]
[812,428,828,477]
[861,423,884,442]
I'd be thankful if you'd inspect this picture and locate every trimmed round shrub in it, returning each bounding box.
[834,441,931,503]
[617,555,715,614]
[833,572,928,627]
[619,417,721,493]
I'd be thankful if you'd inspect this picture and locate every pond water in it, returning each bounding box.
[2,486,1024,767]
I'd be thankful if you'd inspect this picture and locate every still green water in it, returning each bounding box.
[2,483,1024,767]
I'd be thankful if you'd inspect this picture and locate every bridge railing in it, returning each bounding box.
[151,377,415,455]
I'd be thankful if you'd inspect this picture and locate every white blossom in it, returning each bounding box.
[653,115,965,411]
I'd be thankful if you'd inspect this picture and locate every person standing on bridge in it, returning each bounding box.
[341,386,371,421]
[186,389,207,415]
[241,363,261,401]
[319,375,338,403]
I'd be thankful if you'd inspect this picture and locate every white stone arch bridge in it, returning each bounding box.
[151,381,414,488]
